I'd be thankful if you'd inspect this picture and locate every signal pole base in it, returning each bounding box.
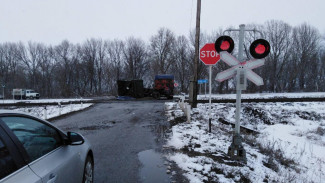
[227,133,247,163]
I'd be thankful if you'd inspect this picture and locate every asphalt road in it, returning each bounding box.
[52,100,172,183]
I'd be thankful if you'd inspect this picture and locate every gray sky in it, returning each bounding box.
[0,0,324,45]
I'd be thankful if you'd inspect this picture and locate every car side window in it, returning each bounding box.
[1,117,62,162]
[0,138,17,180]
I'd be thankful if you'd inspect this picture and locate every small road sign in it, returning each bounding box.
[199,43,220,133]
[198,79,208,84]
[216,52,264,86]
[174,83,179,87]
[200,43,220,65]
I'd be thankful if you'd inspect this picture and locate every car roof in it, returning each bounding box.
[0,109,67,134]
[0,110,41,119]
[0,109,28,114]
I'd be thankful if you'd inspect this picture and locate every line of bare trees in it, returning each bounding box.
[0,20,324,98]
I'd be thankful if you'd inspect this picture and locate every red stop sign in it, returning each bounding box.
[200,43,220,65]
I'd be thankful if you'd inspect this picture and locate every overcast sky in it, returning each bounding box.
[0,0,324,45]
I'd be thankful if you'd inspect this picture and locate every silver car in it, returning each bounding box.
[0,110,94,183]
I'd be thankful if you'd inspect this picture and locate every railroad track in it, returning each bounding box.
[186,97,325,103]
[218,118,259,135]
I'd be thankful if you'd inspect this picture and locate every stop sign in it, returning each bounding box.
[200,43,220,65]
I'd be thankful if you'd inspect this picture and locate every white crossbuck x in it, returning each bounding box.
[215,51,265,86]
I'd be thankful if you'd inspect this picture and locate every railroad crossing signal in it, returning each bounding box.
[214,26,271,163]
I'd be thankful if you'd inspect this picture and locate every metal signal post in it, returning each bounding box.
[208,65,212,133]
[199,43,221,133]
[215,24,270,163]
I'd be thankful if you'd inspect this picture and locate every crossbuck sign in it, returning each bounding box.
[216,51,265,86]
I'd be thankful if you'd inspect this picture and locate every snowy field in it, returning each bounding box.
[13,103,93,120]
[164,97,325,182]
[174,92,325,100]
[0,98,92,104]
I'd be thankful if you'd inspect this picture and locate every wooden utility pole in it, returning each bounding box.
[189,0,201,108]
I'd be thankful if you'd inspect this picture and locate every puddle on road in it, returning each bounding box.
[79,125,111,131]
[79,120,119,131]
[138,149,170,183]
[142,124,170,141]
[141,119,171,144]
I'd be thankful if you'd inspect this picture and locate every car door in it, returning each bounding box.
[0,116,83,183]
[0,124,41,183]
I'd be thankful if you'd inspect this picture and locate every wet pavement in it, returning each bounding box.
[52,100,172,183]
[138,149,170,183]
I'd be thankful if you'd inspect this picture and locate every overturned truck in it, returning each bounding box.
[117,80,144,98]
[117,75,174,99]
[152,75,174,99]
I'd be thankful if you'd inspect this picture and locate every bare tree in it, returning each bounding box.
[106,39,125,94]
[288,23,320,91]
[149,28,176,75]
[107,39,124,80]
[80,39,103,95]
[37,44,55,97]
[172,35,190,93]
[318,45,325,91]
[264,20,292,92]
[123,37,148,80]
[16,42,44,90]
[73,44,91,96]
[53,40,76,97]
[93,39,107,95]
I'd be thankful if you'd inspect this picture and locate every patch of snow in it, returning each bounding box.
[164,99,325,183]
[14,103,93,120]
[0,98,92,104]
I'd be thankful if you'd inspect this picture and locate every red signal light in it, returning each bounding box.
[220,41,230,50]
[215,36,234,53]
[250,39,270,59]
[255,44,266,54]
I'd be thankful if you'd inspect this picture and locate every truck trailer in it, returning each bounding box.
[117,74,174,99]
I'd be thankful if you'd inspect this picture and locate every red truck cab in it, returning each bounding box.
[153,75,174,99]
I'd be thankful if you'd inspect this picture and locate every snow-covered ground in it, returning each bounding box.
[164,95,325,182]
[14,103,93,120]
[0,98,92,104]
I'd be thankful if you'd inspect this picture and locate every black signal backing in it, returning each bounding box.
[214,36,234,53]
[249,39,270,59]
